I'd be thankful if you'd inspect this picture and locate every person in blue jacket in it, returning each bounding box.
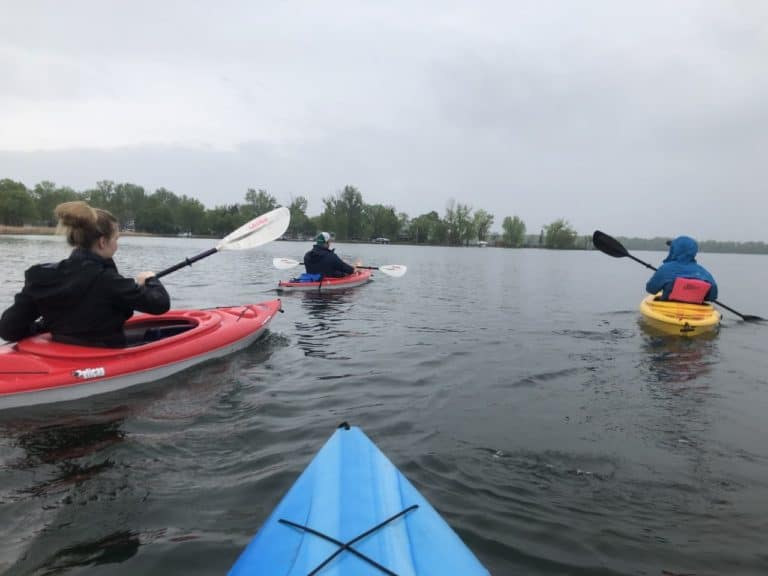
[646,235,718,302]
[303,232,356,278]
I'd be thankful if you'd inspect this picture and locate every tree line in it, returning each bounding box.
[2,178,765,252]
[0,178,581,248]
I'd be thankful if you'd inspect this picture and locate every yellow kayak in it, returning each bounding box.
[639,294,721,336]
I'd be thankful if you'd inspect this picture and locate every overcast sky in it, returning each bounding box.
[1,1,766,240]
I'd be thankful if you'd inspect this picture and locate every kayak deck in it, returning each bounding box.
[0,300,282,409]
[639,294,721,336]
[229,424,489,575]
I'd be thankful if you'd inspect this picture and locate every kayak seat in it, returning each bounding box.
[54,321,197,348]
[124,320,197,346]
[141,324,195,343]
[668,277,711,304]
[293,273,323,283]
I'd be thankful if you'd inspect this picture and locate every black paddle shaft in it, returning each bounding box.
[156,247,218,279]
[627,254,657,271]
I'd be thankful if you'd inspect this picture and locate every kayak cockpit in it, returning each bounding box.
[15,315,210,358]
[121,318,198,347]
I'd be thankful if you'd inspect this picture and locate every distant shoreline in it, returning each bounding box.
[2,226,766,254]
[0,226,181,238]
[0,225,57,235]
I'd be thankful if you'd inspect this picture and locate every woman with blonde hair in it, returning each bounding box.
[0,201,170,345]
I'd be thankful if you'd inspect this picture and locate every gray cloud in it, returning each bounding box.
[1,1,766,241]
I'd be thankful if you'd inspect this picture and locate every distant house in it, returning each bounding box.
[372,237,390,244]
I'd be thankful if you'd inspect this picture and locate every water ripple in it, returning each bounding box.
[2,239,768,575]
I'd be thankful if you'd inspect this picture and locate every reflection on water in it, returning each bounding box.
[2,238,768,575]
[10,413,126,466]
[638,325,724,530]
[294,292,364,360]
[0,342,281,574]
[0,410,138,574]
[1,410,126,503]
[31,530,140,576]
[639,323,720,385]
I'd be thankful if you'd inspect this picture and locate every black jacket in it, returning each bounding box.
[0,249,170,343]
[303,245,354,277]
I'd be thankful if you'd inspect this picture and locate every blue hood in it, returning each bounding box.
[664,236,698,264]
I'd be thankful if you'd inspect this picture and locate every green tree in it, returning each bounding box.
[407,215,427,243]
[444,202,456,244]
[136,198,173,234]
[206,204,244,237]
[84,180,115,208]
[339,185,365,240]
[177,195,207,234]
[134,188,184,234]
[286,196,313,238]
[409,211,444,243]
[431,215,448,244]
[502,215,526,247]
[472,209,494,243]
[544,219,578,249]
[110,183,146,226]
[244,188,279,218]
[363,204,399,240]
[309,214,323,236]
[445,201,474,246]
[0,179,36,225]
[320,185,365,241]
[397,212,410,241]
[31,181,80,226]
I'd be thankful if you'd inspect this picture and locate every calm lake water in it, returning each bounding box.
[1,235,767,575]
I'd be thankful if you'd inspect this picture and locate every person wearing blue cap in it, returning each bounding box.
[303,232,356,278]
[645,236,718,303]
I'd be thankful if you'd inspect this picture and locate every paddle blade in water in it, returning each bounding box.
[592,230,629,258]
[713,300,765,322]
[273,257,301,270]
[377,264,407,278]
[218,207,290,251]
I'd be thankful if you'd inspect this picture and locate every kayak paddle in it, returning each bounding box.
[155,207,291,278]
[592,230,764,322]
[272,257,407,278]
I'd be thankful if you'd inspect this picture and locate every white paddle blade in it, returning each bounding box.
[273,257,302,270]
[377,264,407,278]
[217,206,291,251]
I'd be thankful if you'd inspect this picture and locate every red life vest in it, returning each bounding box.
[668,277,712,304]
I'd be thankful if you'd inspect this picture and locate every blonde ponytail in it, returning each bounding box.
[54,201,118,249]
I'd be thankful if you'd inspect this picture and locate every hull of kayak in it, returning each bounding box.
[277,270,373,292]
[0,300,282,410]
[229,425,489,576]
[639,294,720,336]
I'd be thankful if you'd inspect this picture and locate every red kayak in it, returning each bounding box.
[0,299,282,410]
[277,270,373,292]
